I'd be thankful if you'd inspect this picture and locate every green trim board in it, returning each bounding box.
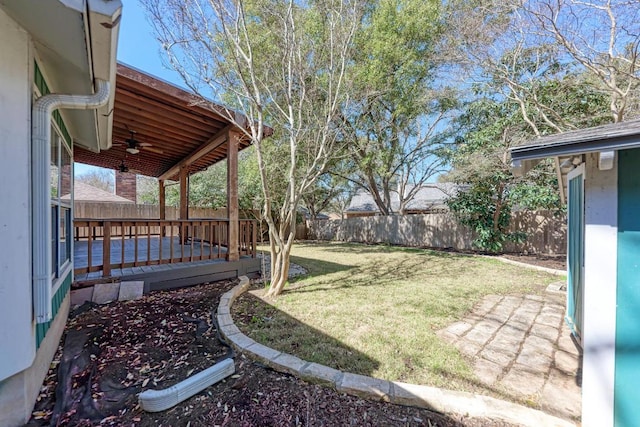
[34,61,72,149]
[35,272,71,348]
[566,167,585,340]
[615,148,640,427]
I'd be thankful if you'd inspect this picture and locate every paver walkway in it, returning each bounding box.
[438,293,581,422]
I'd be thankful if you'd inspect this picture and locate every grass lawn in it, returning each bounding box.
[232,242,560,397]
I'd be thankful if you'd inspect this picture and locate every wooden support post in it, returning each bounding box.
[179,166,189,244]
[159,179,166,219]
[227,131,240,261]
[179,167,189,220]
[159,179,166,236]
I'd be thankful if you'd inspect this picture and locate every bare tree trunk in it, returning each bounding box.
[265,238,293,298]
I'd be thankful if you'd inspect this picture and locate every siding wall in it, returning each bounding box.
[582,153,618,427]
[614,149,640,427]
[309,210,567,254]
[0,7,34,381]
[36,273,71,348]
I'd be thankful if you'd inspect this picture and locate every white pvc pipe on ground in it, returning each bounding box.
[139,358,235,412]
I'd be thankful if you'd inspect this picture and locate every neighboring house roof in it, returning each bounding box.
[299,207,330,220]
[62,182,133,204]
[346,183,459,214]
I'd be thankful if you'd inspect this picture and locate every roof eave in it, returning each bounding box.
[85,0,122,152]
[510,134,640,163]
[0,0,121,152]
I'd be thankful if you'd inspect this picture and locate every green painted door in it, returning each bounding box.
[615,148,640,427]
[566,167,584,341]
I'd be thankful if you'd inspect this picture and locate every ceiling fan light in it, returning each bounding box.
[126,147,140,155]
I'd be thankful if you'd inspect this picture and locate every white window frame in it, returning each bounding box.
[50,118,73,294]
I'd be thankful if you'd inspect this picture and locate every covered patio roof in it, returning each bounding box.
[74,63,264,181]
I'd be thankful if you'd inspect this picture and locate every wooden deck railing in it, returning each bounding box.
[74,218,256,277]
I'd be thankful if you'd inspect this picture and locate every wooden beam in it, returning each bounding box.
[159,179,166,220]
[158,125,232,181]
[179,166,189,220]
[227,131,240,261]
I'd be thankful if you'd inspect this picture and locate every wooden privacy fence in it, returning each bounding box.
[73,202,227,220]
[74,219,257,277]
[308,211,566,255]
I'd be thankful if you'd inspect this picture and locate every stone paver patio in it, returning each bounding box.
[438,293,581,421]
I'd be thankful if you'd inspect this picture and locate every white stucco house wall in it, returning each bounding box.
[511,119,640,427]
[0,1,121,425]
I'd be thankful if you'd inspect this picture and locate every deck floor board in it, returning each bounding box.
[73,236,233,282]
[74,236,226,269]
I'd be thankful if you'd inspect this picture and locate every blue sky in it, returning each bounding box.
[75,1,181,177]
[117,1,182,86]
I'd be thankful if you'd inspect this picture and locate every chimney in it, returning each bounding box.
[115,171,137,202]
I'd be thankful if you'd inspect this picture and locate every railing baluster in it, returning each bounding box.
[170,221,175,262]
[103,221,111,277]
[87,222,93,272]
[158,222,163,264]
[120,222,125,268]
[209,222,214,259]
[189,222,195,262]
[199,222,204,261]
[134,222,139,267]
[146,222,151,265]
[251,220,257,257]
[180,222,185,261]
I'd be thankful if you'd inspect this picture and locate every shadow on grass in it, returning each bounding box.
[287,254,356,279]
[232,291,379,375]
[232,288,537,411]
[287,249,477,296]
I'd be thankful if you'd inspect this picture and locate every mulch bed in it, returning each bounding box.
[27,280,517,427]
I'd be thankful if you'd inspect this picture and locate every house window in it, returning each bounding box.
[50,126,72,277]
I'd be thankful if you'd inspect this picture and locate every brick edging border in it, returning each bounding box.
[217,277,574,427]
[488,256,567,276]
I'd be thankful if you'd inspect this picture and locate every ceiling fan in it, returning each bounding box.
[116,130,163,155]
[116,160,141,174]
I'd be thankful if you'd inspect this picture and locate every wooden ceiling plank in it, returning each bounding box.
[115,88,227,130]
[116,74,231,124]
[112,118,207,147]
[113,102,214,139]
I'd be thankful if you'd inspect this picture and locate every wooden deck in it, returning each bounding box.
[74,236,227,273]
[73,219,260,290]
[73,236,227,279]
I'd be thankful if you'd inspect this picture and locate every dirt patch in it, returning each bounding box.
[28,280,517,426]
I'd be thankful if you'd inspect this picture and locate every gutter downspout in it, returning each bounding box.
[32,79,111,323]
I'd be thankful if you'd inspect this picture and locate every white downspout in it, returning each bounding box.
[32,79,111,323]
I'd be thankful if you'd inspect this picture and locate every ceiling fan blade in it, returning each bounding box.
[138,142,153,147]
[144,146,164,154]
